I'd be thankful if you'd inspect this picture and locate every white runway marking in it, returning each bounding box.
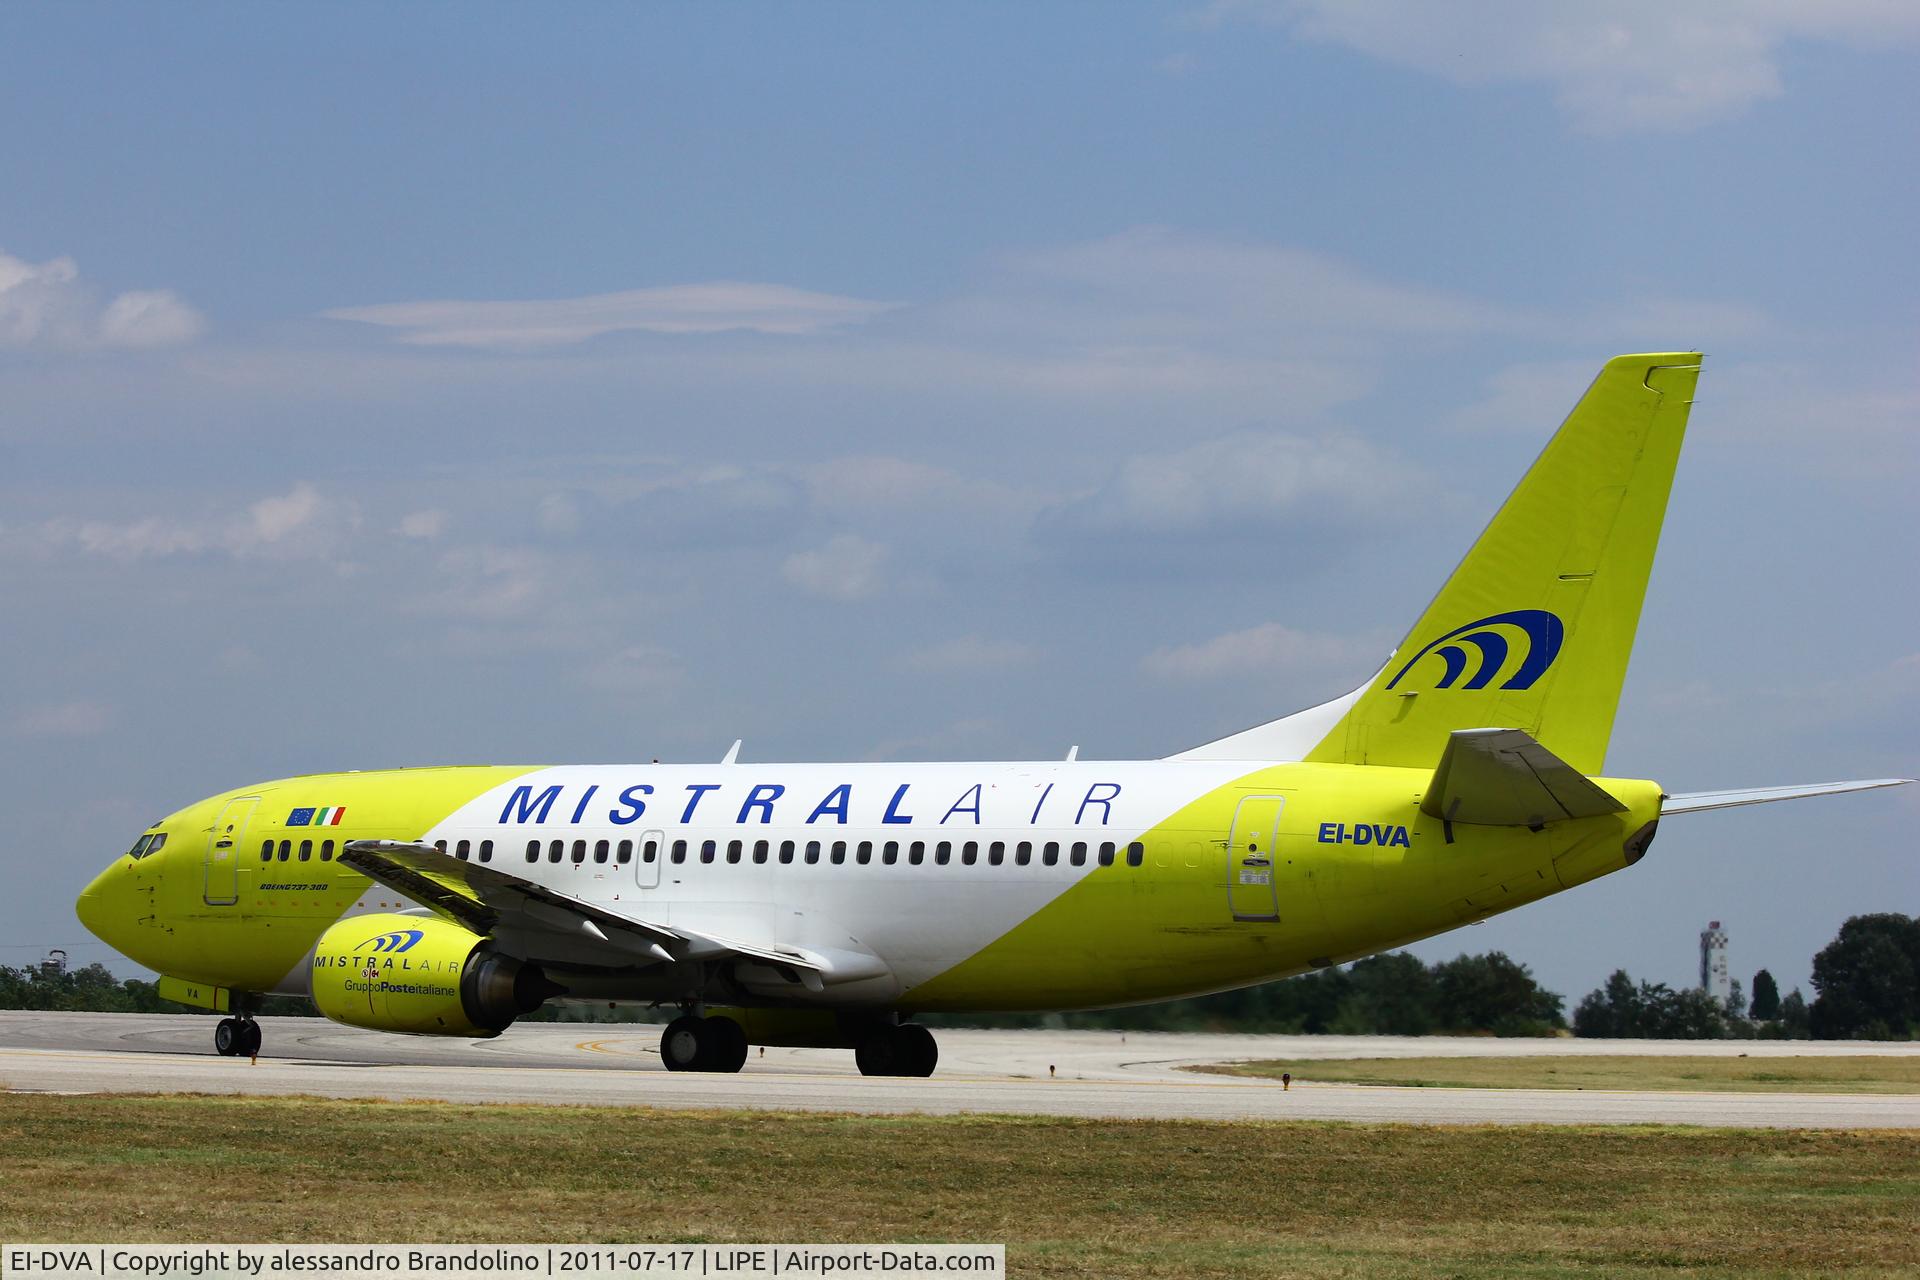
[2,1011,1916,1128]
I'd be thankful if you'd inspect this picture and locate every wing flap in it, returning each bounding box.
[339,840,848,986]
[1422,728,1627,827]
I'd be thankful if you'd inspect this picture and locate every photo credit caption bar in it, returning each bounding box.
[2,1246,1006,1278]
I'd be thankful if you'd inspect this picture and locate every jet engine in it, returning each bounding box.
[309,912,562,1037]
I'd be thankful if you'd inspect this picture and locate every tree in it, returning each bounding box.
[1777,989,1811,1038]
[1572,970,1732,1039]
[1750,969,1781,1020]
[1431,951,1563,1035]
[1809,914,1920,1039]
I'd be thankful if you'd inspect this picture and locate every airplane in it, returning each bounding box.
[75,352,1910,1074]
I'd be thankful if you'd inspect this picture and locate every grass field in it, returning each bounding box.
[1201,1054,1920,1095]
[1,1095,1916,1278]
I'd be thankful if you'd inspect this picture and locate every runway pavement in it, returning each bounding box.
[3,1011,1916,1128]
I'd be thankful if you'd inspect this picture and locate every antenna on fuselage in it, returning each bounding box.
[1065,745,1079,762]
[721,739,742,765]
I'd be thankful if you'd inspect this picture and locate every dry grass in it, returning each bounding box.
[1201,1054,1920,1095]
[0,1094,1915,1278]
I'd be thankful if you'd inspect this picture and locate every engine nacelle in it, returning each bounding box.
[309,912,561,1037]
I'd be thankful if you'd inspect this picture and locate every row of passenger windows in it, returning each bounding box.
[262,838,335,862]
[261,838,498,864]
[521,836,1149,869]
[432,839,497,863]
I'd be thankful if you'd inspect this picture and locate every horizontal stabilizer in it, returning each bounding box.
[1422,728,1627,827]
[1662,778,1913,814]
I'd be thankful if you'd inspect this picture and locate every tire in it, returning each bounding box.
[660,1016,706,1072]
[213,1018,240,1057]
[896,1024,938,1077]
[237,1020,262,1058]
[704,1016,749,1073]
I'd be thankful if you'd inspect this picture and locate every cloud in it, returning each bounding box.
[397,510,448,539]
[1205,1,1920,133]
[782,534,888,600]
[1142,622,1371,681]
[323,282,898,350]
[22,482,355,563]
[1042,427,1430,543]
[902,636,1039,673]
[0,248,205,350]
[8,700,114,738]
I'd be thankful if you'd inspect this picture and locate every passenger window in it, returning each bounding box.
[298,839,312,862]
[571,839,587,864]
[962,841,979,866]
[260,840,273,861]
[882,841,899,865]
[988,841,1005,866]
[642,839,657,863]
[804,841,821,865]
[321,839,334,861]
[727,839,743,864]
[455,839,470,860]
[279,840,292,861]
[753,840,769,864]
[856,840,872,865]
[909,841,925,865]
[1127,841,1144,867]
[616,840,632,864]
[594,839,610,864]
[526,840,540,863]
[1043,841,1059,866]
[831,841,847,865]
[701,840,717,864]
[479,840,493,863]
[1098,841,1115,867]
[780,839,796,864]
[435,840,448,853]
[548,839,563,863]
[1070,841,1087,866]
[671,839,688,864]
[934,841,951,866]
[1016,841,1032,866]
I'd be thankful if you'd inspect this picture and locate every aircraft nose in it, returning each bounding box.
[75,857,148,960]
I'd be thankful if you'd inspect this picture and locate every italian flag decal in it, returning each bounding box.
[315,806,345,826]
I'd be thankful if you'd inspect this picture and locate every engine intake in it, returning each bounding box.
[309,912,563,1037]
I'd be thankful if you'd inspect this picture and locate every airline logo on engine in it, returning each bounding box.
[361,928,423,953]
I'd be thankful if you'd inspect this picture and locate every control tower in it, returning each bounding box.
[1699,921,1730,1005]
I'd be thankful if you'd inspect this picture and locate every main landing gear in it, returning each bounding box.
[659,1013,750,1073]
[854,1023,938,1077]
[214,1015,261,1057]
[656,1012,940,1077]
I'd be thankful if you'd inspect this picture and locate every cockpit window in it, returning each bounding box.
[126,832,167,860]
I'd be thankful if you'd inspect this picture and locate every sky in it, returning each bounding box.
[3,2,1915,1009]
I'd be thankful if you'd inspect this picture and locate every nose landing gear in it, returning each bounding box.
[213,1016,261,1058]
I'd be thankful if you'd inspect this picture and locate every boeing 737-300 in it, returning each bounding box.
[74,353,1911,1073]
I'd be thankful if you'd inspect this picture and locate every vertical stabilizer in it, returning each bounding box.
[1299,352,1699,772]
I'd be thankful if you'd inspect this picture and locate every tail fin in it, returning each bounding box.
[1303,352,1700,772]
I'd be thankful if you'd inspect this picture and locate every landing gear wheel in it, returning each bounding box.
[660,1016,707,1072]
[213,1018,240,1056]
[660,1015,752,1073]
[705,1016,749,1073]
[895,1023,937,1077]
[856,1024,939,1077]
[237,1019,262,1057]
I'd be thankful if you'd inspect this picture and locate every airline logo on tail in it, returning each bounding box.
[1386,609,1566,691]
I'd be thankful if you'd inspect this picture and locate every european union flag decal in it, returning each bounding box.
[287,807,316,826]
